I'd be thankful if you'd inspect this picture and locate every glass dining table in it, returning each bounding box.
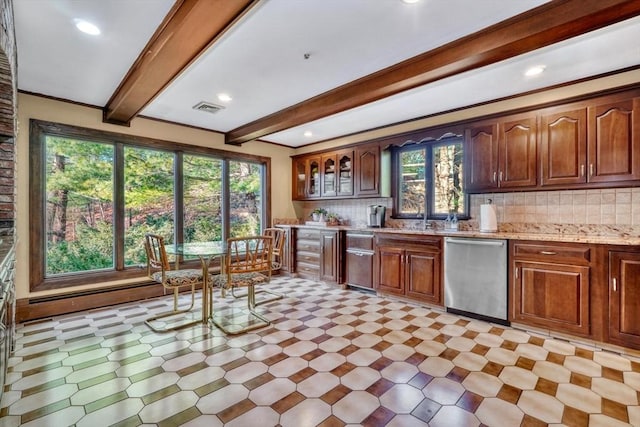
[165,241,226,324]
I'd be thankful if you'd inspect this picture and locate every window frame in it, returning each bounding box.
[29,119,270,292]
[391,137,468,221]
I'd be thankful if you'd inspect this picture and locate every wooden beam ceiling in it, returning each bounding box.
[103,0,259,126]
[225,0,640,145]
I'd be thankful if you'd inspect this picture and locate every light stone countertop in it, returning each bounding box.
[282,224,640,246]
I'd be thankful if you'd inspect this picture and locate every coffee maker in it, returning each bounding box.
[367,205,386,228]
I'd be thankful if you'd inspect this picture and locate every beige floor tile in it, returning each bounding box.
[139,390,198,423]
[247,378,296,405]
[340,366,380,390]
[563,355,603,377]
[418,356,454,377]
[429,405,480,427]
[297,372,340,397]
[591,377,638,405]
[475,397,524,426]
[499,366,539,390]
[423,377,465,404]
[280,398,332,427]
[333,390,380,423]
[555,383,602,413]
[517,390,564,423]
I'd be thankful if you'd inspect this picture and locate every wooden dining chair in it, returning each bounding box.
[144,234,205,332]
[263,227,285,271]
[211,235,282,334]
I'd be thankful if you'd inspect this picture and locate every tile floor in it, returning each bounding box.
[1,277,640,426]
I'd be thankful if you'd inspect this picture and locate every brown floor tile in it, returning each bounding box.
[320,322,337,330]
[489,326,505,335]
[570,372,592,389]
[272,391,306,414]
[528,336,545,346]
[366,378,396,397]
[331,361,357,377]
[311,333,332,344]
[369,356,393,371]
[481,361,504,376]
[535,377,558,396]
[290,366,317,383]
[411,398,442,424]
[220,356,250,371]
[408,372,434,389]
[321,384,352,405]
[602,397,630,423]
[217,398,256,424]
[405,352,427,366]
[278,337,300,348]
[374,327,392,337]
[521,414,548,427]
[317,414,346,427]
[516,356,536,371]
[602,366,624,383]
[263,352,288,366]
[361,406,395,427]
[497,384,521,404]
[575,347,594,360]
[195,377,230,397]
[455,318,470,327]
[446,366,469,383]
[440,348,460,361]
[243,372,275,390]
[562,406,590,427]
[471,343,490,356]
[463,330,479,339]
[403,336,422,348]
[501,340,518,351]
[631,360,640,373]
[301,348,325,361]
[176,361,209,377]
[546,351,566,365]
[426,311,440,319]
[456,390,483,413]
[338,344,359,356]
[347,319,365,329]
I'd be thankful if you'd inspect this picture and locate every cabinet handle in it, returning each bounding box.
[492,172,497,183]
[613,278,617,292]
[515,267,518,279]
[499,171,503,182]
[580,164,585,177]
[589,164,594,177]
[539,251,557,255]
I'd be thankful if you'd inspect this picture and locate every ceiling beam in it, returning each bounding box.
[226,0,640,145]
[103,0,259,126]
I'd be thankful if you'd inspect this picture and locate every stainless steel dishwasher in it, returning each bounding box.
[444,237,508,325]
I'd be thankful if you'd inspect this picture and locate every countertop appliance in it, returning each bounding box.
[479,199,497,232]
[444,237,508,324]
[367,205,385,228]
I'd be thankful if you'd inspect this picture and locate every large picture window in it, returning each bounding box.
[392,137,467,220]
[30,120,270,291]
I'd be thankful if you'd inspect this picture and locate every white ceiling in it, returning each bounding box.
[14,0,640,148]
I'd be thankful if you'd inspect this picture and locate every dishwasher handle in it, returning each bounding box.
[445,238,505,247]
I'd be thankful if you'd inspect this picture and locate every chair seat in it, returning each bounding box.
[212,271,270,288]
[151,269,206,287]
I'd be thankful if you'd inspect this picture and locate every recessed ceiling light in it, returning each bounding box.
[525,65,546,77]
[217,93,232,102]
[304,131,313,138]
[75,19,100,36]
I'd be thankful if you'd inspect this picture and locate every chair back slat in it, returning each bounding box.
[263,228,285,256]
[145,234,171,271]
[227,236,273,274]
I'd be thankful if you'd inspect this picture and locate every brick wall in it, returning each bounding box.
[0,0,15,232]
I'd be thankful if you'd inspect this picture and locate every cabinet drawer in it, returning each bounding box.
[296,251,319,264]
[513,242,590,264]
[297,262,320,274]
[296,240,319,252]
[297,229,320,240]
[346,232,374,251]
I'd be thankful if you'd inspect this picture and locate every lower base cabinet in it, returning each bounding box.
[345,232,374,289]
[375,234,442,305]
[510,241,592,337]
[608,251,640,348]
[294,227,342,283]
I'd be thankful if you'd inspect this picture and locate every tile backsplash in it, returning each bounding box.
[299,188,640,235]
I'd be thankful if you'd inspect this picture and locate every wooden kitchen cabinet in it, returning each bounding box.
[510,241,591,337]
[345,231,374,289]
[292,143,381,200]
[608,251,640,348]
[465,113,537,191]
[375,234,442,305]
[294,227,342,283]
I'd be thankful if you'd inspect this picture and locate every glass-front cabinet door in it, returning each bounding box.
[321,155,337,197]
[337,151,353,196]
[294,159,306,200]
[307,158,321,198]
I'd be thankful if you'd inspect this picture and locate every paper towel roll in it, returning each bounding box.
[480,203,497,232]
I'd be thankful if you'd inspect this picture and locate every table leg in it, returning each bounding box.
[200,256,210,324]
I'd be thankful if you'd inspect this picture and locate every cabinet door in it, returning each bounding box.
[540,108,587,186]
[512,261,590,336]
[499,117,537,188]
[376,246,404,295]
[320,231,338,282]
[355,145,380,196]
[336,150,354,197]
[465,123,499,191]
[292,159,307,200]
[588,98,640,183]
[405,249,441,305]
[609,251,640,348]
[307,158,321,198]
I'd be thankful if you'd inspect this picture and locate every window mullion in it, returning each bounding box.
[114,143,125,270]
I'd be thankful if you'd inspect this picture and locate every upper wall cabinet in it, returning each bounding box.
[466,113,537,192]
[541,97,640,187]
[293,143,381,200]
